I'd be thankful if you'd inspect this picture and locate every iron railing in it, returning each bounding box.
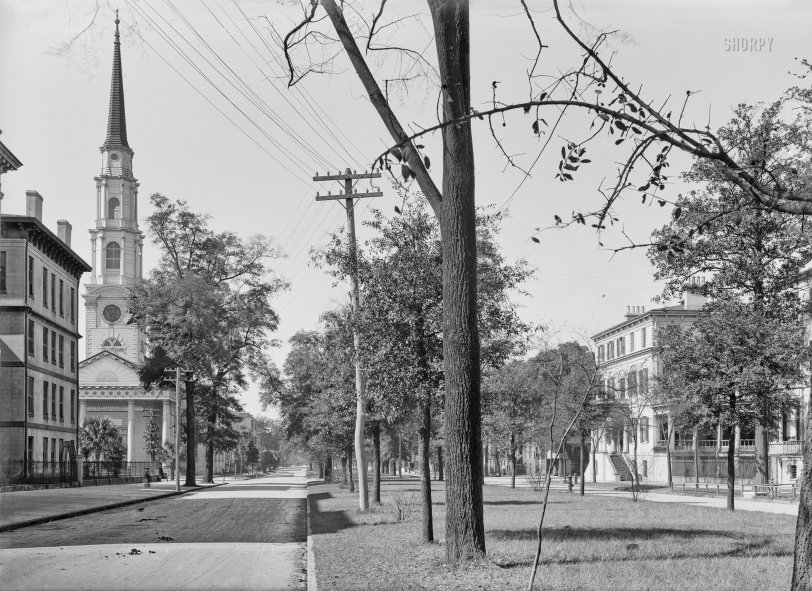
[2,460,77,486]
[82,460,157,480]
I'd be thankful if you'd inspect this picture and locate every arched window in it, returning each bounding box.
[101,338,122,348]
[108,198,121,219]
[105,242,121,271]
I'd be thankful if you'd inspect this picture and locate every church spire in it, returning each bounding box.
[102,11,130,151]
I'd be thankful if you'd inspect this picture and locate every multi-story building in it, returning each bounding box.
[592,276,807,485]
[78,16,175,464]
[0,191,91,480]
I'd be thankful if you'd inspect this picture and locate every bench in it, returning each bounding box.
[753,484,796,498]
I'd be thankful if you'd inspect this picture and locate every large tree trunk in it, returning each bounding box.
[348,448,355,493]
[419,392,434,543]
[755,424,769,484]
[427,0,484,562]
[579,432,586,496]
[184,378,196,487]
[372,421,381,504]
[510,433,516,489]
[726,426,736,511]
[204,407,215,484]
[437,445,444,481]
[791,381,812,590]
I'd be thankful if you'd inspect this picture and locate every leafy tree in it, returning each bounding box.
[649,103,812,482]
[79,417,127,476]
[143,416,161,462]
[315,197,532,541]
[656,298,808,511]
[246,440,260,473]
[131,194,285,485]
[483,359,538,489]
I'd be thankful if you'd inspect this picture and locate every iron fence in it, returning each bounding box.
[82,460,157,480]
[2,460,77,485]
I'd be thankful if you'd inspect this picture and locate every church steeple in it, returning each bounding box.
[102,11,129,152]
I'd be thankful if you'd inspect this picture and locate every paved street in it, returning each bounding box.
[0,467,309,591]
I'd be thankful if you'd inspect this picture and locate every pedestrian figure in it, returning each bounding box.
[144,469,151,489]
[157,465,166,481]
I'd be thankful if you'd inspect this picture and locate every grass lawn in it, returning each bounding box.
[308,476,795,591]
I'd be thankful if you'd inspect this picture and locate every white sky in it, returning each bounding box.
[1,0,808,417]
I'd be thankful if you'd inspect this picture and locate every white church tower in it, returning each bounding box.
[79,14,174,464]
[84,12,145,362]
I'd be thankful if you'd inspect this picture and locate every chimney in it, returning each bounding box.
[57,220,72,247]
[624,305,645,319]
[26,190,43,221]
[683,277,709,310]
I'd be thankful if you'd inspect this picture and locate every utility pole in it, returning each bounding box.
[164,367,192,492]
[313,168,382,511]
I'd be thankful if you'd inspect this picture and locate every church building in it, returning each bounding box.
[78,16,175,463]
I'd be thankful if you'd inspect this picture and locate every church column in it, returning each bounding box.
[120,234,126,283]
[127,400,135,462]
[90,236,97,285]
[162,399,170,445]
[79,399,87,427]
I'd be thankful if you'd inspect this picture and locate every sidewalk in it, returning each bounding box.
[0,479,221,532]
[484,475,799,516]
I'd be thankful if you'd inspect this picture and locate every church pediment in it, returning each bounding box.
[79,350,140,386]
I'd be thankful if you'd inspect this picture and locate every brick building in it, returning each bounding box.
[0,190,91,477]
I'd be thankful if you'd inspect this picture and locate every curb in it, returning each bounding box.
[0,483,226,533]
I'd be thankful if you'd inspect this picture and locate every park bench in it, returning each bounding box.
[753,484,796,499]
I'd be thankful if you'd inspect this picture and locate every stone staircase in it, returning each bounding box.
[609,454,633,481]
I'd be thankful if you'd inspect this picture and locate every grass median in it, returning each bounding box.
[308,475,795,591]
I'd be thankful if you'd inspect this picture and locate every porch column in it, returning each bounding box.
[622,427,629,454]
[734,425,741,449]
[127,400,135,462]
[78,399,87,427]
[162,399,170,445]
[717,423,723,451]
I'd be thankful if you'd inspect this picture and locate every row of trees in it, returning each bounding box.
[129,194,286,485]
[269,196,533,542]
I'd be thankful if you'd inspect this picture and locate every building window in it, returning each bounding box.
[43,437,48,464]
[627,371,637,397]
[58,335,64,367]
[108,197,121,219]
[70,288,75,324]
[42,267,48,308]
[106,242,121,271]
[617,336,625,356]
[641,327,647,348]
[630,332,635,352]
[27,436,34,465]
[42,327,48,361]
[791,464,798,480]
[27,377,34,416]
[640,416,650,443]
[51,438,56,463]
[607,377,616,398]
[102,337,122,348]
[59,279,64,316]
[51,383,57,419]
[70,389,75,423]
[618,377,626,399]
[0,251,6,292]
[43,381,49,419]
[51,274,56,311]
[59,387,64,422]
[598,345,605,363]
[27,320,35,357]
[28,256,34,298]
[70,341,76,372]
[607,342,615,360]
[638,368,649,395]
[51,330,56,364]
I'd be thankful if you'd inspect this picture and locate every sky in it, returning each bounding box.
[1,0,809,418]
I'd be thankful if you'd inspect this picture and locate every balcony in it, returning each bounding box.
[770,441,804,456]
